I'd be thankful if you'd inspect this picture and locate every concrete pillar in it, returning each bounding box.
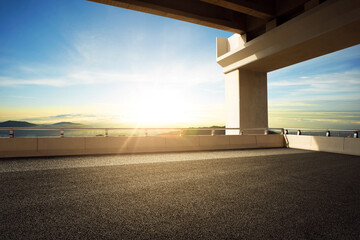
[216,0,360,135]
[225,69,268,135]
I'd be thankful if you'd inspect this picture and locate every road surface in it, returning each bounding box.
[1,149,359,239]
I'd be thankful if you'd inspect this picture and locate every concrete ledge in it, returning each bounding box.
[85,137,128,154]
[343,138,360,156]
[310,136,345,153]
[38,137,86,156]
[286,135,312,149]
[257,135,284,148]
[199,136,229,147]
[0,138,38,158]
[285,135,360,156]
[0,135,285,158]
[229,135,256,148]
[127,137,167,153]
[164,136,201,152]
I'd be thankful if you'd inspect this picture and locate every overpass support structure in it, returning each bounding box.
[216,0,360,132]
[224,68,267,134]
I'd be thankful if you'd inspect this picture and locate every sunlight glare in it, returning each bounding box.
[131,87,190,126]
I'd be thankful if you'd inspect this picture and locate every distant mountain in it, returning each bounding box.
[0,120,38,128]
[0,120,88,128]
[51,122,75,126]
[43,122,88,128]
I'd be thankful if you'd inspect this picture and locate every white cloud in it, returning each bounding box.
[269,102,318,107]
[21,113,105,125]
[268,111,360,129]
[0,61,223,87]
[10,96,36,99]
[0,76,69,87]
[0,25,224,88]
[269,70,360,93]
[268,70,360,112]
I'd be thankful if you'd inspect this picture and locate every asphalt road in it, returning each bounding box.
[1,149,359,239]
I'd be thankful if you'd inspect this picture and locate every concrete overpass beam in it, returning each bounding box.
[217,0,360,73]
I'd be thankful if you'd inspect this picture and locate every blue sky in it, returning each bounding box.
[0,0,359,129]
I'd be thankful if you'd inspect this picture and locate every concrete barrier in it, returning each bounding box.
[85,137,128,154]
[229,135,256,147]
[199,136,230,150]
[257,135,284,148]
[286,135,312,149]
[0,134,285,158]
[164,136,200,152]
[310,136,345,153]
[344,138,360,156]
[2,135,356,158]
[0,138,38,158]
[285,135,360,156]
[38,137,86,156]
[127,137,167,153]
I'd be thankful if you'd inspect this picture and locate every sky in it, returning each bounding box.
[0,0,359,129]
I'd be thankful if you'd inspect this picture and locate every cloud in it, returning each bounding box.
[9,96,36,99]
[22,114,99,123]
[0,23,225,88]
[269,70,360,93]
[0,67,222,87]
[0,61,223,88]
[268,70,360,112]
[269,111,360,129]
[269,102,318,107]
[0,76,69,87]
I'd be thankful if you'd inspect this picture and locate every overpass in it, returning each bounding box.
[88,0,360,132]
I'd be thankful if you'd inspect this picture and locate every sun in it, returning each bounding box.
[131,87,190,127]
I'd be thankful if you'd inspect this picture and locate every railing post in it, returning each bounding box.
[9,129,14,138]
[326,131,331,137]
[354,131,359,138]
[297,130,301,135]
[105,129,108,137]
[60,129,64,138]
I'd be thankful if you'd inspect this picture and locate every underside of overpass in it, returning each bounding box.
[88,0,360,131]
[88,0,356,41]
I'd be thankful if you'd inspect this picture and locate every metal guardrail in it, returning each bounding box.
[0,127,358,138]
[283,128,359,138]
[0,127,281,138]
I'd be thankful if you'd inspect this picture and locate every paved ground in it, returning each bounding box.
[1,149,359,239]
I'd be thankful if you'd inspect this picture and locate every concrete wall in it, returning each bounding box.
[2,135,357,158]
[0,135,284,158]
[285,135,360,156]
